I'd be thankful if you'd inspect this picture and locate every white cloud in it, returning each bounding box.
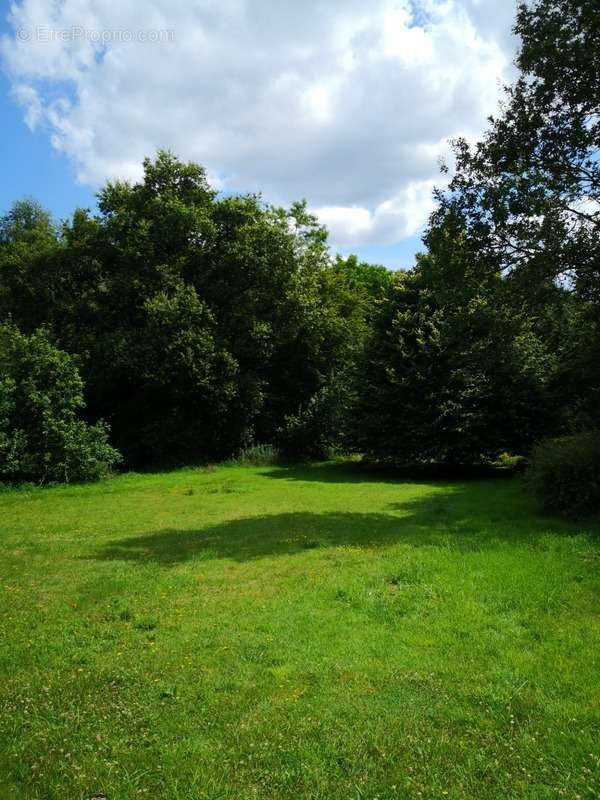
[1,0,518,250]
[317,179,437,247]
[12,82,43,128]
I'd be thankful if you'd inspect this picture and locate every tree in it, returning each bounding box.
[0,199,61,333]
[275,255,392,459]
[429,0,600,437]
[0,325,120,483]
[355,221,553,465]
[433,0,599,289]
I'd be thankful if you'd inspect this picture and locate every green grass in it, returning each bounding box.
[0,462,599,800]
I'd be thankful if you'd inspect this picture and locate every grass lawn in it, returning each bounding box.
[0,462,599,800]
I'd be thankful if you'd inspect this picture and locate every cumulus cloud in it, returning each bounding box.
[1,0,518,249]
[317,178,437,245]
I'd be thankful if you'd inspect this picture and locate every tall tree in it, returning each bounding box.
[429,0,600,434]
[0,199,61,332]
[355,217,553,465]
[433,0,599,296]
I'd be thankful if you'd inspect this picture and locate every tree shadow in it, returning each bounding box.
[262,461,520,485]
[87,485,592,566]
[261,461,388,484]
[89,512,411,565]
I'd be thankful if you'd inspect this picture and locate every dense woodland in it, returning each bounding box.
[1,0,598,512]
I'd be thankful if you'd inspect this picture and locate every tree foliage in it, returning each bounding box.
[355,219,553,465]
[432,0,599,299]
[0,154,384,469]
[0,325,120,483]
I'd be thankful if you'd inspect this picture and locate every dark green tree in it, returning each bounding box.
[430,0,600,433]
[355,219,553,465]
[0,324,120,483]
[0,199,61,332]
[433,0,599,294]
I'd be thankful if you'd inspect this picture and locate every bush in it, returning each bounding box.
[0,325,121,483]
[277,373,353,460]
[228,443,281,466]
[526,431,600,517]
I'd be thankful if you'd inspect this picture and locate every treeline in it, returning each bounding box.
[1,0,598,511]
[0,162,392,476]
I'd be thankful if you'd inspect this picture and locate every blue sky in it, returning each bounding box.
[0,1,96,220]
[0,73,95,217]
[0,1,515,270]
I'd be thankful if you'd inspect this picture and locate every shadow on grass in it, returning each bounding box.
[262,460,520,485]
[87,484,591,566]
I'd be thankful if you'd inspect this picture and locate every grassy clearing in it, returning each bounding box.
[0,462,599,800]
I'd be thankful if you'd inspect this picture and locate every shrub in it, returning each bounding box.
[526,431,600,517]
[228,443,281,466]
[278,373,353,460]
[0,324,121,483]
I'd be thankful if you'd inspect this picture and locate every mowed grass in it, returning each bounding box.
[0,462,599,800]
